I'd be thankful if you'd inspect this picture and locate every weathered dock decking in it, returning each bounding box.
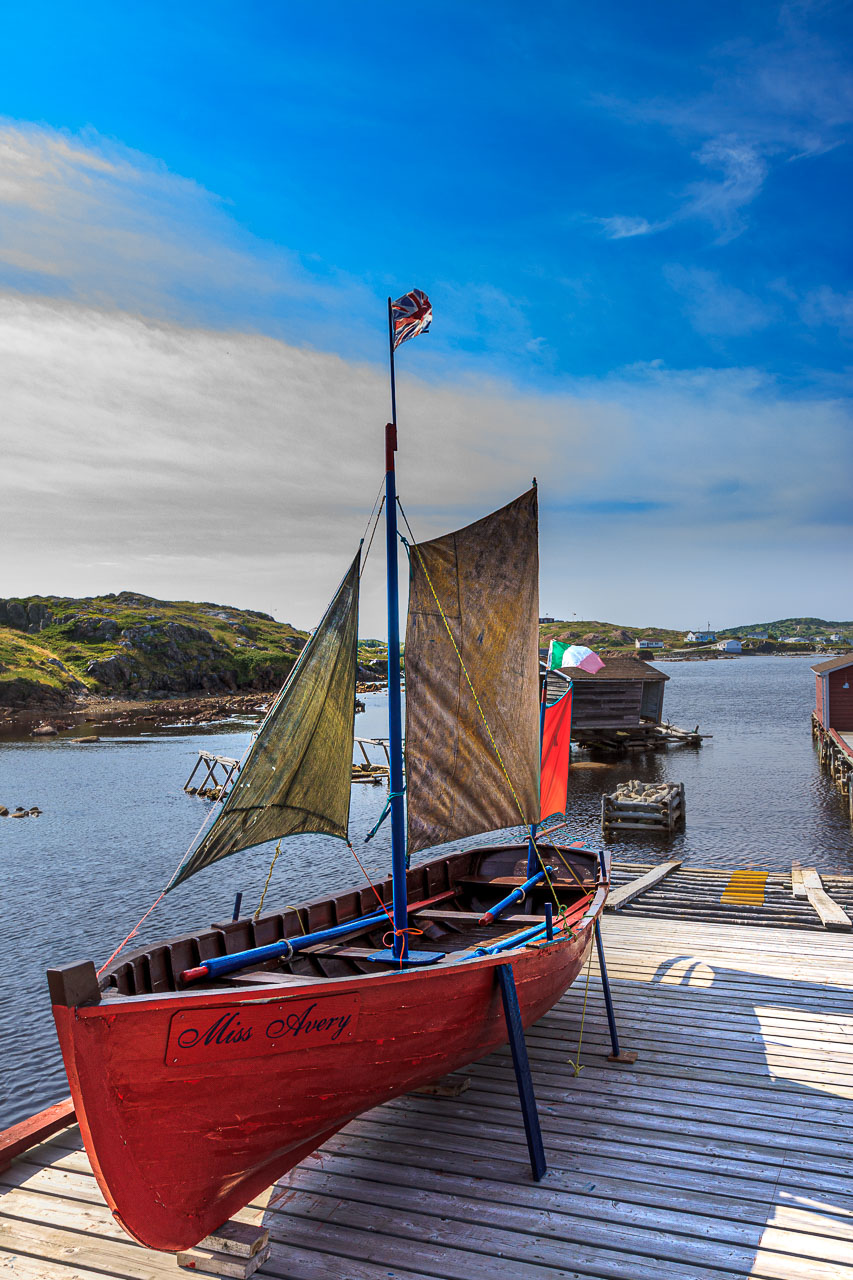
[3,913,852,1280]
[608,860,853,930]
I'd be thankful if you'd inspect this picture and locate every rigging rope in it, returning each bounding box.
[254,839,283,919]
[398,517,564,915]
[364,788,406,843]
[567,939,595,1077]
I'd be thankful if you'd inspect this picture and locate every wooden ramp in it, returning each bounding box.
[610,860,853,930]
[3,915,853,1280]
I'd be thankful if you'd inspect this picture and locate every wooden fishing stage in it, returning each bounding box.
[3,903,852,1280]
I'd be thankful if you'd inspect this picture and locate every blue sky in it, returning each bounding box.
[0,1,850,631]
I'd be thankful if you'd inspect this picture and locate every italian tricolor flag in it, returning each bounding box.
[547,641,605,674]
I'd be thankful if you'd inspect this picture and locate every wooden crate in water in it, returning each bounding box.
[601,780,685,836]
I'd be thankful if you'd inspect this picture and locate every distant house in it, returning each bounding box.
[716,639,742,653]
[635,639,664,649]
[685,631,716,644]
[539,616,555,624]
[830,633,843,643]
[745,631,769,640]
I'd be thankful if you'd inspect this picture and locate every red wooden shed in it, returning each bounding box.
[812,653,853,732]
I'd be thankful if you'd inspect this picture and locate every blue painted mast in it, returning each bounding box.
[386,297,408,960]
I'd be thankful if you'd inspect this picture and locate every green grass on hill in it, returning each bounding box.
[0,591,309,705]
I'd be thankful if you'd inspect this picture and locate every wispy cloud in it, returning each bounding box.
[681,138,769,243]
[591,5,852,243]
[801,286,853,340]
[665,265,777,336]
[0,119,377,352]
[597,215,662,240]
[1,293,849,631]
[0,119,849,631]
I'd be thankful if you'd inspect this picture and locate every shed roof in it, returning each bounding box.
[811,652,853,674]
[561,655,669,683]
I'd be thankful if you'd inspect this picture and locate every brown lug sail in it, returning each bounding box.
[405,487,540,855]
[167,552,361,889]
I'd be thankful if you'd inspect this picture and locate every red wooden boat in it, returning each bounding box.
[50,842,606,1251]
[48,292,608,1254]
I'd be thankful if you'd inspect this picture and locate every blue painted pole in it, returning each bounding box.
[478,868,553,925]
[526,679,548,877]
[496,964,547,1181]
[386,298,408,960]
[544,901,553,940]
[180,908,391,983]
[594,918,620,1059]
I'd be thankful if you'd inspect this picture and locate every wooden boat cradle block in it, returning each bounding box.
[176,1244,270,1277]
[177,1220,269,1276]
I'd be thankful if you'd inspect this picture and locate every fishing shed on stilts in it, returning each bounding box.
[546,654,669,750]
[813,653,853,733]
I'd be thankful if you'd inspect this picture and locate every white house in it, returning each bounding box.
[686,631,716,643]
[635,639,664,649]
[716,639,742,653]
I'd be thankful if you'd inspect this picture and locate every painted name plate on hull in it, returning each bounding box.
[166,996,360,1066]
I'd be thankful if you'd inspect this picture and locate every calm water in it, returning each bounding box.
[1,655,849,1127]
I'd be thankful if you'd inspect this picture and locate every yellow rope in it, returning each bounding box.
[254,839,283,920]
[409,541,562,912]
[567,940,595,1077]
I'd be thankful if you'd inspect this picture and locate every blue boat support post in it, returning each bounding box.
[496,963,547,1181]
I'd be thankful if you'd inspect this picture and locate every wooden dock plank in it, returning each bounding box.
[800,866,853,930]
[3,914,853,1280]
[605,859,681,910]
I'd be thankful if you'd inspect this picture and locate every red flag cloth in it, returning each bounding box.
[540,686,572,820]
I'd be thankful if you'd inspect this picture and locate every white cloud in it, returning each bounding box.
[0,121,848,634]
[0,119,377,353]
[597,215,661,240]
[681,138,769,243]
[801,286,853,339]
[591,7,853,242]
[665,265,777,335]
[1,294,850,633]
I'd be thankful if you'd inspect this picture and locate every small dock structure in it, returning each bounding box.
[812,652,853,823]
[3,904,853,1280]
[183,751,240,800]
[546,655,707,752]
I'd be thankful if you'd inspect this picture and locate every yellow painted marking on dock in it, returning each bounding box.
[720,870,768,904]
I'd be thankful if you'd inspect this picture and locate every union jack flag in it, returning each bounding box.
[391,289,432,349]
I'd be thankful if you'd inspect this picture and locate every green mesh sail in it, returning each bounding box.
[167,553,360,890]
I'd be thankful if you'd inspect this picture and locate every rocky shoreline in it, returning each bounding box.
[0,680,389,739]
[0,692,274,738]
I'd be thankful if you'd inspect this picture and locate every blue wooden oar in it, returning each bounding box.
[478,867,554,925]
[180,909,391,984]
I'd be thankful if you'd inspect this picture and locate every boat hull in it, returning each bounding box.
[53,920,595,1251]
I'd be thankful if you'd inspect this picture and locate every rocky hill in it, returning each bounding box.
[0,592,309,708]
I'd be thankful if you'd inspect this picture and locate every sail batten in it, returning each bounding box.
[167,553,361,891]
[405,488,540,855]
